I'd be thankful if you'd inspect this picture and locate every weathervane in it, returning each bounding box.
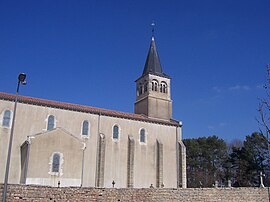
[151,21,155,39]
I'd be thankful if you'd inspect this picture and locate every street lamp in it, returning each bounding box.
[2,73,27,202]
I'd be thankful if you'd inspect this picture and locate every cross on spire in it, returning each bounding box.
[141,21,170,78]
[151,21,155,40]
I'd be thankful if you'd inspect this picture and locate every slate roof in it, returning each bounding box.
[0,92,180,127]
[142,37,170,78]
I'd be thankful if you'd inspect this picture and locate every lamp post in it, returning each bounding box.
[2,73,26,202]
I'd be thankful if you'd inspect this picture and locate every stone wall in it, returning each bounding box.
[0,184,269,202]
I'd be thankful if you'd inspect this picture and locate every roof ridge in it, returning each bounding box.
[0,92,179,127]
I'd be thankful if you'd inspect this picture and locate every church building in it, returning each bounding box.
[0,35,186,188]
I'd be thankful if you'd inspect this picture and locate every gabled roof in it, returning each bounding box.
[30,127,83,143]
[142,37,170,78]
[22,127,85,147]
[0,92,180,127]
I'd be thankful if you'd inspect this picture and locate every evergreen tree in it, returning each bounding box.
[184,136,228,188]
[184,133,270,187]
[229,132,270,186]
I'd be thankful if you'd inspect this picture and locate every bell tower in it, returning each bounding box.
[134,34,172,120]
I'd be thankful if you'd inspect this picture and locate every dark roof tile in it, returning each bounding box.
[0,92,180,127]
[142,37,169,78]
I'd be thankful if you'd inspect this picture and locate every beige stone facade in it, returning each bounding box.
[0,36,186,188]
[135,74,172,120]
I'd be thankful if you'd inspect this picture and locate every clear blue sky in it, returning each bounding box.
[0,0,269,142]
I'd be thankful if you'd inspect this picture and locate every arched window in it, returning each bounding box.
[49,152,63,176]
[113,125,119,139]
[155,82,158,91]
[152,80,159,92]
[140,129,146,143]
[47,115,55,130]
[2,110,11,127]
[161,81,167,93]
[139,86,143,95]
[52,153,60,172]
[82,120,89,136]
[144,83,148,93]
[164,85,167,93]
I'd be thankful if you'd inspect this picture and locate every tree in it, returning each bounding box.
[184,133,270,187]
[257,65,270,161]
[184,136,228,188]
[229,132,270,187]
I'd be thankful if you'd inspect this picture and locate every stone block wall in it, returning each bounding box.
[0,184,269,202]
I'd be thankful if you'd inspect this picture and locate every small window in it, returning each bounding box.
[49,152,63,176]
[47,115,55,130]
[82,120,89,136]
[152,80,159,92]
[140,129,146,143]
[164,85,167,93]
[144,83,148,93]
[113,125,119,139]
[52,153,60,172]
[160,81,167,93]
[2,110,11,127]
[139,86,143,95]
[154,83,158,91]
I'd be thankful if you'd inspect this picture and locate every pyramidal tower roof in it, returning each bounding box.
[142,36,169,78]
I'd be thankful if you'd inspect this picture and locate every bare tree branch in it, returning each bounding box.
[257,65,270,161]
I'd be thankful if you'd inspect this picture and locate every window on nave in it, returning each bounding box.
[47,115,55,130]
[140,128,146,143]
[82,120,89,136]
[2,110,11,127]
[113,125,119,139]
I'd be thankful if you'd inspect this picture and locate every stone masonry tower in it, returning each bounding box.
[134,35,172,120]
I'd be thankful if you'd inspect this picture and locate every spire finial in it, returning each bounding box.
[151,21,155,40]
